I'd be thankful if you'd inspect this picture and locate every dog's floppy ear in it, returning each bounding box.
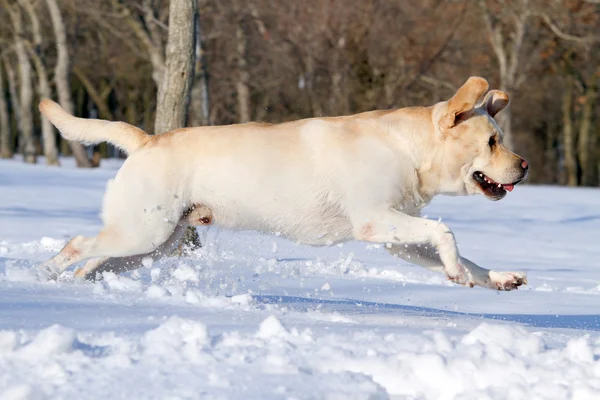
[440,77,489,130]
[480,89,510,117]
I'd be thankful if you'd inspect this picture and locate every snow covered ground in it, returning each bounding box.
[1,157,599,399]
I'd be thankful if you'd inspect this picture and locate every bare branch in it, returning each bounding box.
[17,0,42,48]
[82,10,143,56]
[109,0,165,85]
[539,14,600,43]
[479,0,508,79]
[73,65,114,120]
[507,8,530,87]
[419,75,458,93]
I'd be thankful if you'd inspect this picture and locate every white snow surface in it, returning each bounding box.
[1,158,599,399]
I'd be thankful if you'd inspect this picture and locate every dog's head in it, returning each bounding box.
[430,77,529,201]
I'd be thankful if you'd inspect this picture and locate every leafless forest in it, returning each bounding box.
[0,0,599,186]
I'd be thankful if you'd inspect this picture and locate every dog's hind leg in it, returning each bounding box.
[36,197,183,281]
[37,221,177,280]
[72,204,212,280]
[37,232,113,280]
[37,153,192,280]
[74,219,192,281]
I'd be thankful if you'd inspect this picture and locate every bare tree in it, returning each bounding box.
[45,0,93,167]
[278,2,327,116]
[2,56,20,135]
[107,0,166,87]
[235,17,251,123]
[26,45,59,165]
[6,0,36,163]
[561,74,577,186]
[0,61,12,159]
[577,78,596,186]
[154,0,197,134]
[20,0,59,165]
[479,0,534,150]
[73,66,114,120]
[539,3,600,185]
[189,12,210,127]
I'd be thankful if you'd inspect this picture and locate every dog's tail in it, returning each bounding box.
[39,99,150,155]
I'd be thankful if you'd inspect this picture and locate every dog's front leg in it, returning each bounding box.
[353,209,472,286]
[387,244,527,290]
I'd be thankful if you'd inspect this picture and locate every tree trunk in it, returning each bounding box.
[303,55,323,117]
[329,36,349,116]
[26,46,59,166]
[594,136,600,186]
[2,57,21,147]
[0,61,12,159]
[189,13,210,127]
[154,0,197,134]
[21,0,59,165]
[45,0,93,168]
[143,86,155,134]
[126,90,138,126]
[544,128,557,184]
[562,78,578,186]
[7,4,36,163]
[577,83,596,186]
[235,22,251,123]
[254,94,270,122]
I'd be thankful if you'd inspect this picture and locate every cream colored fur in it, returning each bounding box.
[40,100,149,154]
[38,76,529,290]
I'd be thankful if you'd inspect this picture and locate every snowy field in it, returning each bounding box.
[1,157,599,399]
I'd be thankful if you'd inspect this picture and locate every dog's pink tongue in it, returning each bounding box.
[504,184,514,192]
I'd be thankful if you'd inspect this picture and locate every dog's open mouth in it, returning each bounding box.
[473,171,521,198]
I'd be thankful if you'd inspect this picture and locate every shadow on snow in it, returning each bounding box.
[253,294,600,331]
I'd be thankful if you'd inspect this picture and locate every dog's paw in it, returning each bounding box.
[489,271,527,291]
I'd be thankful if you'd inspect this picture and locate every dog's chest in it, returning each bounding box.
[388,185,432,217]
[397,185,437,217]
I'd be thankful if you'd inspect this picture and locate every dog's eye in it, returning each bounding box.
[488,135,496,150]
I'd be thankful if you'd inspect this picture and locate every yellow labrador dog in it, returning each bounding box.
[38,76,529,290]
